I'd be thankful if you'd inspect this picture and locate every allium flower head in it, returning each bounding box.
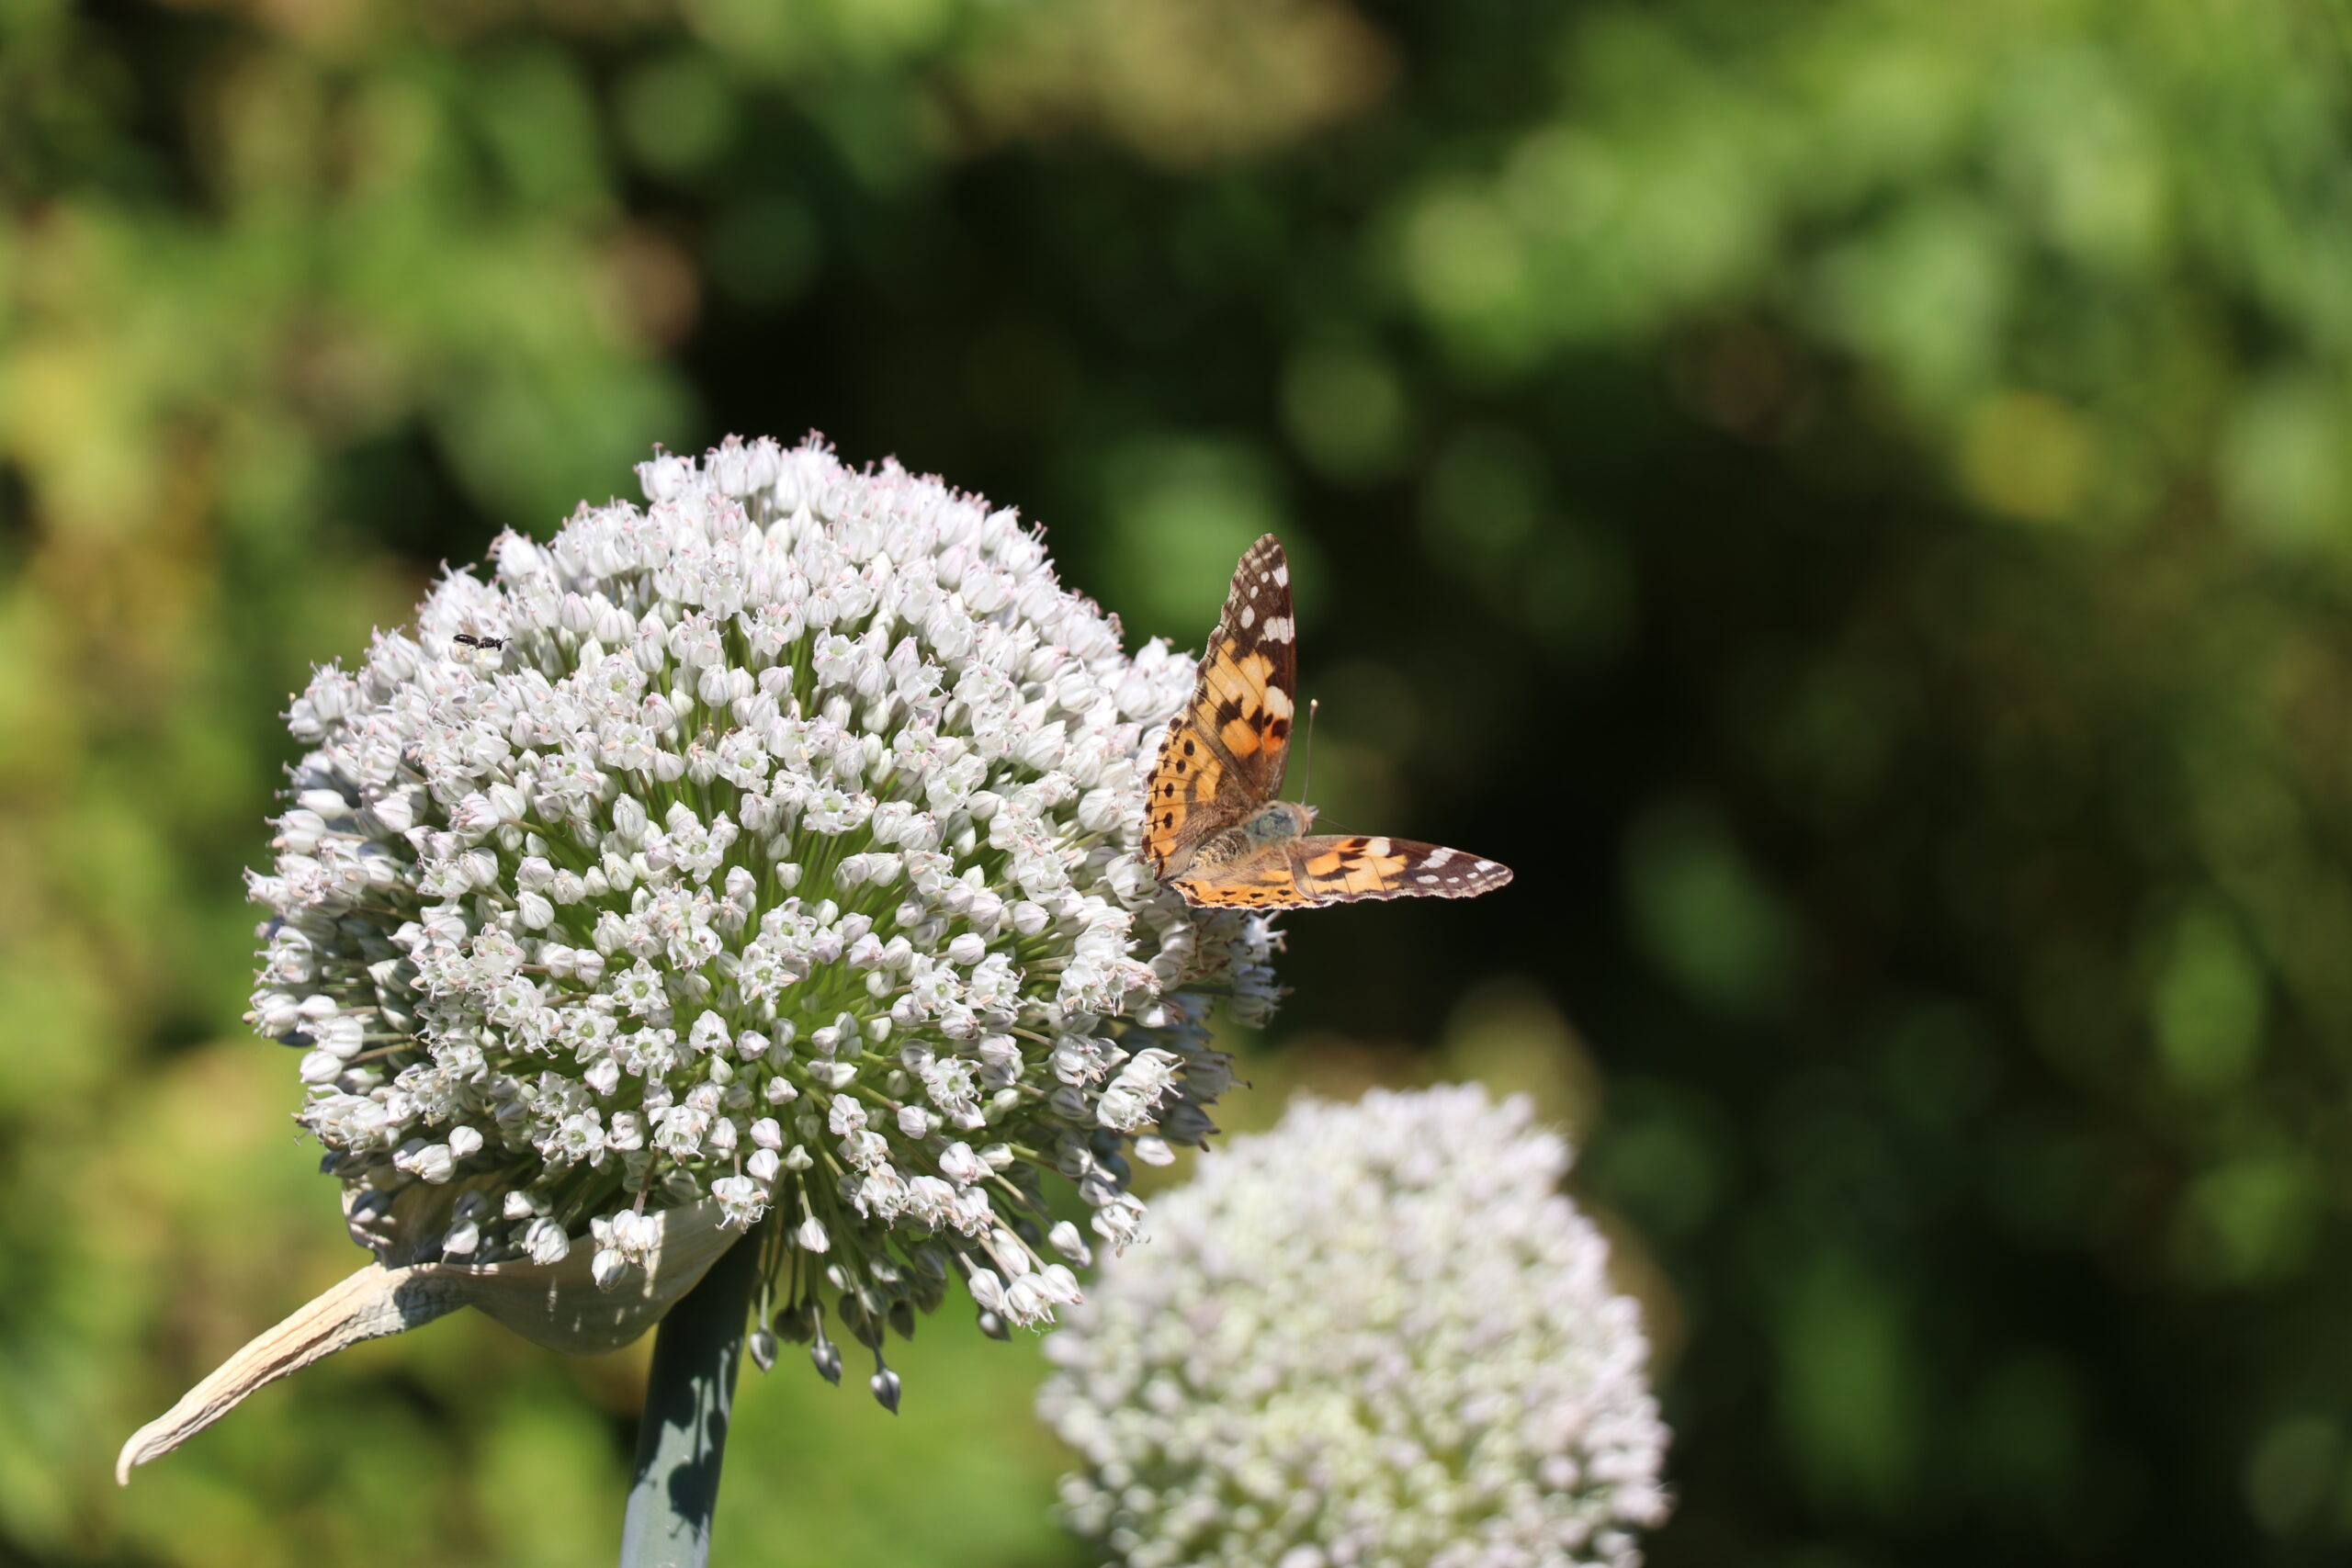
[1039,1086,1671,1568]
[249,435,1276,1395]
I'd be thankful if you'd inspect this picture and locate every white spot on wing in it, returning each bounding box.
[1263,615,1294,642]
[1418,874,1438,885]
[1475,860,1496,871]
[1425,847,1455,867]
[1272,565,1290,586]
[1365,837,1392,856]
[1264,686,1295,719]
[1238,604,1255,628]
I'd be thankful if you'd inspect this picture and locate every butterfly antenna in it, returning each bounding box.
[1296,698,1319,804]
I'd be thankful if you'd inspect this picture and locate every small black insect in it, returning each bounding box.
[453,634,507,650]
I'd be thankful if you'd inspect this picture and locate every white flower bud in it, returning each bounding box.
[967,1268,1007,1315]
[939,1142,986,1186]
[395,1143,455,1183]
[1046,1220,1091,1265]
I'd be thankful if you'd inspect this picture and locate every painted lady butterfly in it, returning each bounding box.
[1141,534,1513,908]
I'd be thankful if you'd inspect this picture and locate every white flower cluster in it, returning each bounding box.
[1039,1086,1671,1568]
[248,435,1278,1401]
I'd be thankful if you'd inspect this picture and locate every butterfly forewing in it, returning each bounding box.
[1141,535,1298,878]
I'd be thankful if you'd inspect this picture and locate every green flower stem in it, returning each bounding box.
[618,1227,763,1568]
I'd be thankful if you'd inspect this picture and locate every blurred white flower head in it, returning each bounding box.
[1039,1085,1671,1568]
[248,434,1279,1396]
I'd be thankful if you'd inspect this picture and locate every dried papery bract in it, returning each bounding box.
[1040,1086,1672,1568]
[119,1199,736,1482]
[123,435,1280,1477]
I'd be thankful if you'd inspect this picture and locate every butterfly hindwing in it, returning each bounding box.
[1170,847,1306,908]
[1142,535,1297,878]
[1286,835,1513,903]
[1172,835,1514,908]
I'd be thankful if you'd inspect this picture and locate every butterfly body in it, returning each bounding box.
[1142,535,1512,909]
[1179,800,1314,879]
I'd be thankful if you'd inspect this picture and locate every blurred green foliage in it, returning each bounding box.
[4,0,2350,1563]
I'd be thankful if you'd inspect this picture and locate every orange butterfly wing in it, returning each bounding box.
[1141,535,1297,879]
[1175,835,1514,908]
